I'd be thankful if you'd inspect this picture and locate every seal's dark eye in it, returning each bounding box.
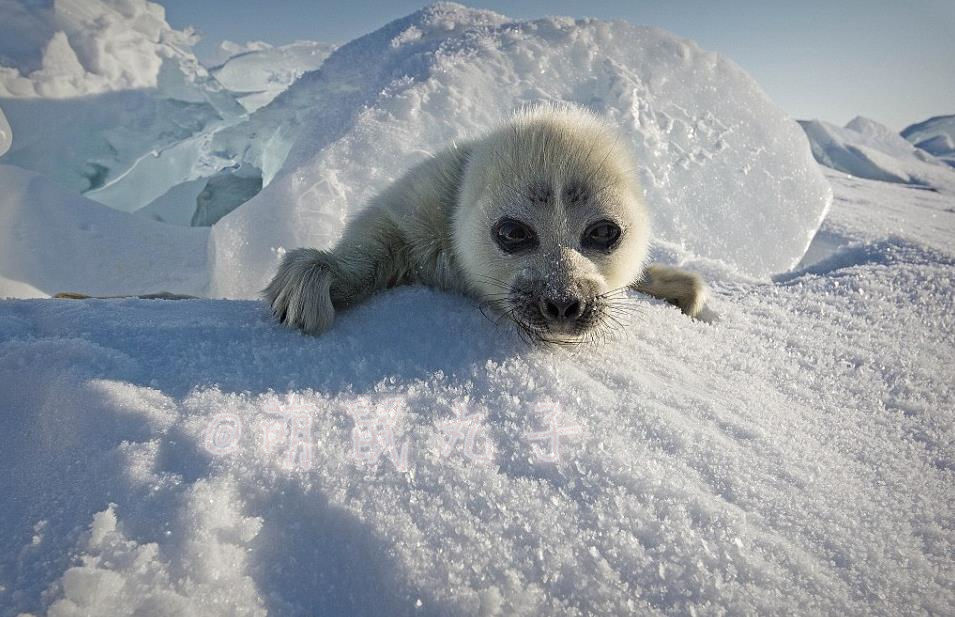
[582,220,622,252]
[492,218,538,253]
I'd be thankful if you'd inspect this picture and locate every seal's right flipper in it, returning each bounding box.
[631,264,707,318]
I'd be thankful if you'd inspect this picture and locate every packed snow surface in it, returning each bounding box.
[1,165,952,616]
[208,3,830,297]
[800,116,955,193]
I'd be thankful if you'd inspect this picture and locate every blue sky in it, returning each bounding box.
[160,0,955,130]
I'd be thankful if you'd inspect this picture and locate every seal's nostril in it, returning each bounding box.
[565,300,582,319]
[542,299,560,319]
[540,297,585,322]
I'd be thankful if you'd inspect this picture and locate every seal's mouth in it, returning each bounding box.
[475,277,635,345]
[493,288,631,346]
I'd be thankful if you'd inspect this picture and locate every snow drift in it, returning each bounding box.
[902,114,955,168]
[799,116,955,193]
[0,5,953,616]
[1,170,952,616]
[207,3,830,297]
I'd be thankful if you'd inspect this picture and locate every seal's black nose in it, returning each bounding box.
[539,296,585,323]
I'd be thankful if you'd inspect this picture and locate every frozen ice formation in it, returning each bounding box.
[0,104,10,158]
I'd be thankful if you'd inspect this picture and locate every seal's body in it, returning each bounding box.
[265,105,705,342]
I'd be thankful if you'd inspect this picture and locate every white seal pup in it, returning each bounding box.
[264,105,705,343]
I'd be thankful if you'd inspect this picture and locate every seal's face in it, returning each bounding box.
[455,110,650,344]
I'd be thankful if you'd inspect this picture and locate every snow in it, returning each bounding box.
[902,114,955,168]
[1,3,952,613]
[799,116,955,193]
[0,3,831,299]
[0,4,831,298]
[1,167,952,616]
[210,41,336,112]
[208,4,830,297]
[0,165,208,298]
[0,0,201,98]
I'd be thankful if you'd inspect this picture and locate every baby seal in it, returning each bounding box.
[265,105,705,343]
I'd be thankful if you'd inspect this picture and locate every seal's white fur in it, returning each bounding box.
[264,105,705,338]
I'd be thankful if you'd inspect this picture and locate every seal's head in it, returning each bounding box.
[454,105,649,343]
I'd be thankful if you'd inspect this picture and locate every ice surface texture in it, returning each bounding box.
[210,41,337,112]
[0,0,244,213]
[208,3,830,296]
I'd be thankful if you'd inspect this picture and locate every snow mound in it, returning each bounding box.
[0,0,201,98]
[211,41,336,112]
[1,166,953,613]
[799,116,955,192]
[0,165,209,298]
[207,3,830,296]
[902,114,955,167]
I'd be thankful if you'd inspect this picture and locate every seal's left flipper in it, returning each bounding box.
[631,264,706,318]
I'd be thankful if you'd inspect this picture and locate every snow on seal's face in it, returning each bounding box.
[454,106,650,343]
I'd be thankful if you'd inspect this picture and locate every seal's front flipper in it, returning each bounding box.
[631,264,707,318]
